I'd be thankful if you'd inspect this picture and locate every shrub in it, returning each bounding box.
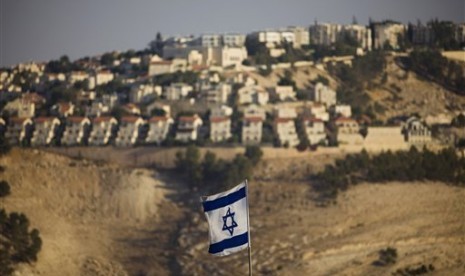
[0,180,10,197]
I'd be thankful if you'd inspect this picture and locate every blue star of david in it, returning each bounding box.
[222,207,238,236]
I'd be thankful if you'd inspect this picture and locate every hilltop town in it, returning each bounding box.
[1,20,465,152]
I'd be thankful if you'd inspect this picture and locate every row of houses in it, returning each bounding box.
[1,102,433,150]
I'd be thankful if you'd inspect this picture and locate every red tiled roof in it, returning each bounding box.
[34,117,56,124]
[121,116,142,123]
[303,117,323,123]
[92,116,115,123]
[67,116,88,123]
[149,116,169,123]
[58,102,72,113]
[9,117,31,124]
[179,116,198,122]
[210,117,229,123]
[275,118,293,124]
[243,116,263,123]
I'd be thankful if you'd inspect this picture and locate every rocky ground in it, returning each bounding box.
[1,148,464,275]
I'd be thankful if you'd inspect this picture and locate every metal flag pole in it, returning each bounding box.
[245,179,252,276]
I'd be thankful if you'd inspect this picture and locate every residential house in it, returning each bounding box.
[165,83,193,100]
[5,117,33,145]
[95,70,114,86]
[102,94,119,109]
[68,71,89,84]
[148,59,187,76]
[372,21,406,50]
[402,117,432,147]
[61,117,91,146]
[313,82,336,107]
[331,105,352,118]
[31,117,61,146]
[274,106,297,119]
[146,116,174,145]
[274,117,299,147]
[122,103,141,115]
[271,86,296,101]
[205,83,232,104]
[129,84,161,103]
[51,102,75,117]
[334,117,363,145]
[3,97,36,118]
[175,114,203,142]
[303,117,327,145]
[241,105,265,145]
[309,22,342,46]
[115,116,146,147]
[86,102,110,117]
[209,106,232,143]
[88,116,118,146]
[237,85,269,105]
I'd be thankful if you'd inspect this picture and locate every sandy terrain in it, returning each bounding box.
[1,148,464,275]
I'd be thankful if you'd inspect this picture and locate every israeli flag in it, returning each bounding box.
[201,181,250,256]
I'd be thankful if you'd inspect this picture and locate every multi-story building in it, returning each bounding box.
[408,22,433,45]
[372,21,406,49]
[313,83,337,107]
[175,114,203,142]
[303,117,327,145]
[242,105,265,145]
[331,105,352,118]
[61,117,91,146]
[271,86,296,101]
[148,59,187,76]
[274,118,299,147]
[115,116,146,147]
[165,83,193,100]
[209,116,231,143]
[200,34,222,47]
[88,116,118,146]
[237,85,269,105]
[309,22,342,46]
[223,33,246,47]
[129,84,162,103]
[5,117,33,145]
[31,117,60,146]
[342,24,372,50]
[146,116,174,145]
[205,83,232,104]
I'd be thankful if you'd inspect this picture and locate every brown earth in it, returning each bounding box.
[1,148,464,275]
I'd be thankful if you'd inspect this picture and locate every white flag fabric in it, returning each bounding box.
[201,181,249,256]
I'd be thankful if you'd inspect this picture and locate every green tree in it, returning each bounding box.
[244,146,263,166]
[0,181,10,197]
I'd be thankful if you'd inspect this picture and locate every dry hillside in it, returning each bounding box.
[1,149,464,275]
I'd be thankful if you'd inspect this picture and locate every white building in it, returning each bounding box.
[146,116,174,145]
[175,114,203,142]
[61,117,91,146]
[86,102,110,117]
[89,116,118,146]
[313,82,337,107]
[94,70,114,86]
[129,84,162,103]
[210,116,231,142]
[165,83,194,100]
[237,85,269,105]
[303,117,326,145]
[5,117,33,145]
[223,33,246,47]
[373,22,406,50]
[68,71,89,84]
[3,97,35,118]
[335,117,363,145]
[342,24,372,50]
[274,118,299,147]
[271,86,296,101]
[331,105,352,118]
[115,116,146,147]
[402,117,432,147]
[148,59,187,76]
[274,106,297,119]
[201,34,222,47]
[309,22,342,46]
[31,117,61,146]
[205,83,232,104]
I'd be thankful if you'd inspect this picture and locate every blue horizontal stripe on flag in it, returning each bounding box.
[209,232,249,254]
[202,186,246,212]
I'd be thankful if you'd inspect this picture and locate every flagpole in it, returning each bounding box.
[245,179,252,276]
